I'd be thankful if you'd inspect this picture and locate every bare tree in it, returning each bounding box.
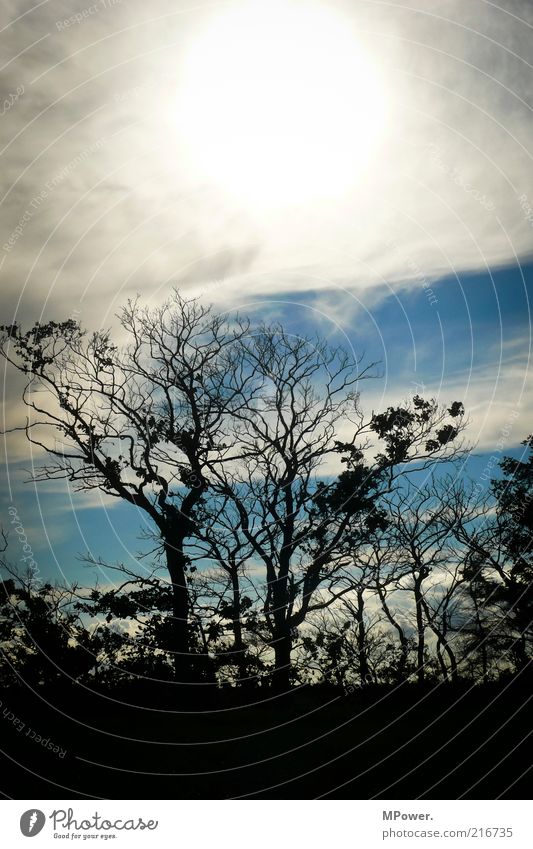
[449,446,533,674]
[377,478,483,684]
[192,494,258,684]
[1,301,466,690]
[371,535,413,682]
[1,293,249,681]
[208,327,466,689]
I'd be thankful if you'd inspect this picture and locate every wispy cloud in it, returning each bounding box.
[0,0,532,330]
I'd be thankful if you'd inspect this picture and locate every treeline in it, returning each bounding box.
[0,293,531,692]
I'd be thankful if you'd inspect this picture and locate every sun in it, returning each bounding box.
[177,2,390,208]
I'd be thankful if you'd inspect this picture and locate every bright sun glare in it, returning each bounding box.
[178,2,390,207]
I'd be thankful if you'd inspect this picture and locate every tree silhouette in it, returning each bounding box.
[1,294,250,681]
[452,438,533,673]
[206,328,466,689]
[0,563,92,688]
[1,298,466,690]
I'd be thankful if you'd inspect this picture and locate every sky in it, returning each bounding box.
[1,0,532,585]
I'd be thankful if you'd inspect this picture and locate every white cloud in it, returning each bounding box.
[0,0,532,329]
[1,0,532,480]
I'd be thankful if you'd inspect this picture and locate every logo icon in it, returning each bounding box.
[20,810,46,837]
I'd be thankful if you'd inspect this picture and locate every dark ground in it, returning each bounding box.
[0,678,531,799]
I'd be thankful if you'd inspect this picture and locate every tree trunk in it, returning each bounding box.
[272,630,292,691]
[377,583,409,681]
[270,560,293,690]
[165,540,190,682]
[414,580,425,684]
[513,633,528,671]
[230,569,248,685]
[480,640,488,682]
[422,599,458,684]
[355,589,371,685]
[444,641,459,683]
[472,591,489,683]
[435,638,449,682]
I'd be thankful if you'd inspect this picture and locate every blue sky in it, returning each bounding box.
[1,0,533,589]
[3,259,531,588]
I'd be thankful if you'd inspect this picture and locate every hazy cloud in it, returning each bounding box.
[0,0,531,327]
